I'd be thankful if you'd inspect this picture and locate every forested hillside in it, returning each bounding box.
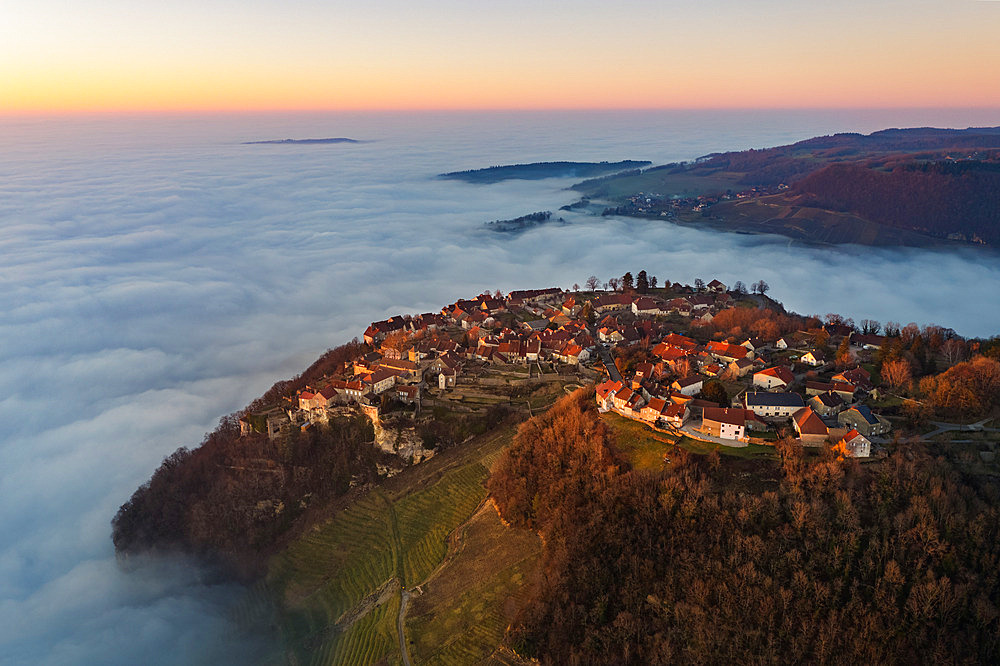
[492,390,1000,664]
[112,412,380,576]
[793,161,1000,244]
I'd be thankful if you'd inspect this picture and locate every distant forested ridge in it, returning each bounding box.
[486,210,558,232]
[243,137,362,145]
[695,127,1000,188]
[792,160,1000,244]
[440,160,652,184]
[570,126,1000,246]
[491,389,1000,664]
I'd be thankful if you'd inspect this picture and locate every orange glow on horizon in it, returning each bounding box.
[3,1,999,116]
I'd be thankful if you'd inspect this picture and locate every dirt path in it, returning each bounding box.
[397,588,412,666]
[334,576,399,629]
[395,497,493,665]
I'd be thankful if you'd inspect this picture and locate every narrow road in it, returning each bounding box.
[876,417,1000,444]
[595,345,623,383]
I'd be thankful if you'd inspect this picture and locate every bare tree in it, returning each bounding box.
[860,319,881,335]
[733,280,746,295]
[882,358,913,389]
[585,275,600,291]
[608,277,621,292]
[572,283,580,292]
[649,276,658,290]
[942,338,968,366]
[694,278,705,292]
[900,323,921,345]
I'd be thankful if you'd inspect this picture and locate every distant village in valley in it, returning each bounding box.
[236,272,932,465]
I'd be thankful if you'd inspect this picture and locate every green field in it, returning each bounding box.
[601,412,777,468]
[573,168,744,200]
[601,411,677,471]
[266,424,536,665]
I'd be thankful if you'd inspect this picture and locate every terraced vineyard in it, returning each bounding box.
[266,424,532,665]
[395,462,488,586]
[314,593,400,666]
[405,503,541,665]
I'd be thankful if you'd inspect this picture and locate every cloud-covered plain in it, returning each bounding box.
[2,109,999,664]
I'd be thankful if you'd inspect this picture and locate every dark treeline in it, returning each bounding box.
[793,161,1000,244]
[491,389,1000,664]
[112,341,380,576]
[441,160,651,184]
[486,210,554,232]
[112,412,380,576]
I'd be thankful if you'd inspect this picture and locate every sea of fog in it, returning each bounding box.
[2,108,999,664]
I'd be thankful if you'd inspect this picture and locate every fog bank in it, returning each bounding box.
[2,109,998,663]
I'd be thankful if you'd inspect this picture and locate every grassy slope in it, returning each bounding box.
[601,412,776,470]
[405,504,541,665]
[266,423,536,665]
[574,168,744,199]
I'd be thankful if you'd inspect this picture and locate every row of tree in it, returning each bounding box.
[579,273,770,297]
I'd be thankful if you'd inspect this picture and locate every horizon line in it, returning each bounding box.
[3,104,1000,119]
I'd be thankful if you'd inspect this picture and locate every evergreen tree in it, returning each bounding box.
[636,270,649,294]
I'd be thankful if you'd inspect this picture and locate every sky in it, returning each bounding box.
[3,0,1000,112]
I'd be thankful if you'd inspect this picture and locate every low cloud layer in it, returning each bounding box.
[2,109,998,664]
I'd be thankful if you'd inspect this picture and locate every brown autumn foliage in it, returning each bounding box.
[918,355,1000,418]
[488,390,622,530]
[710,307,801,341]
[380,329,411,354]
[881,357,914,389]
[794,160,1000,244]
[493,389,1000,664]
[244,340,368,413]
[112,412,379,576]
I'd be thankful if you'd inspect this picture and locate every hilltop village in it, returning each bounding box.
[240,276,899,461]
[118,273,1000,665]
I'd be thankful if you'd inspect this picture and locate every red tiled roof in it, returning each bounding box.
[793,407,829,436]
[756,366,795,385]
[645,397,667,413]
[840,428,864,444]
[703,407,747,427]
[663,403,687,418]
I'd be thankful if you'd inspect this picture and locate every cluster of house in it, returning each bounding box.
[591,305,891,457]
[241,280,891,459]
[241,287,597,437]
[604,185,788,218]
